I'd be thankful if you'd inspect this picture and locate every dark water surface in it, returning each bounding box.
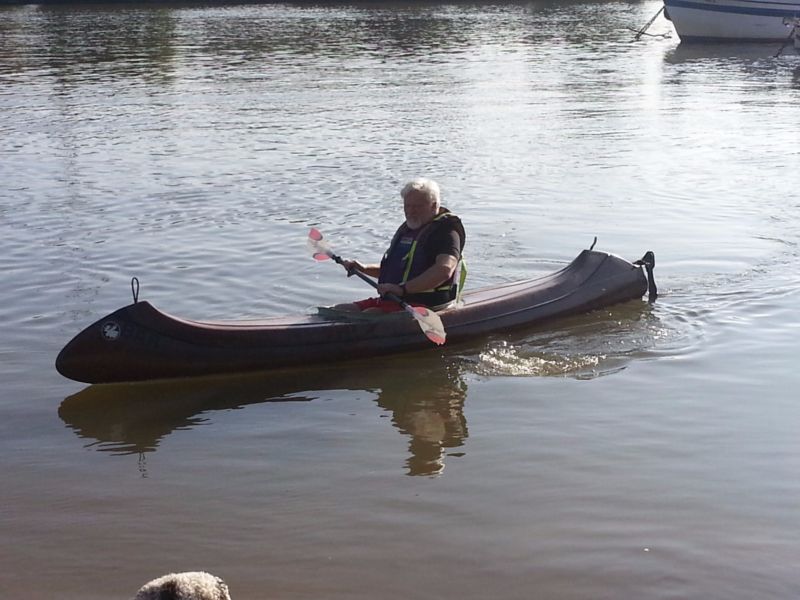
[2,2,800,598]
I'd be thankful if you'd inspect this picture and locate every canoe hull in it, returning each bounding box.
[56,249,650,383]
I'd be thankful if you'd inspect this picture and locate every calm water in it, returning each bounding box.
[2,1,800,598]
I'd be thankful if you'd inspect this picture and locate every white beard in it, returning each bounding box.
[405,218,423,230]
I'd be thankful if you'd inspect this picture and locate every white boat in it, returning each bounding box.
[664,0,800,41]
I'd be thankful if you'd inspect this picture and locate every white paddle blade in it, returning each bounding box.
[308,228,333,261]
[408,305,447,345]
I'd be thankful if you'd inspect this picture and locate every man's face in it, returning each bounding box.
[403,190,437,230]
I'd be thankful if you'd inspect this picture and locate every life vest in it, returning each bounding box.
[379,208,467,306]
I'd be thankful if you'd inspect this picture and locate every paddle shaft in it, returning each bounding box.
[329,254,409,308]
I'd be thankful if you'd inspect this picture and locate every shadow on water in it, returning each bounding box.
[1,2,491,80]
[664,41,798,66]
[2,0,668,80]
[7,6,180,82]
[59,357,467,476]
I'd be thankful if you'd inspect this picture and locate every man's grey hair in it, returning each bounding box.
[400,178,441,209]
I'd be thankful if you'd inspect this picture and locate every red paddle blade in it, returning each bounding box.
[409,305,447,345]
[308,228,333,261]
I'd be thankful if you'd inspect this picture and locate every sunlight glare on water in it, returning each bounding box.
[473,341,603,377]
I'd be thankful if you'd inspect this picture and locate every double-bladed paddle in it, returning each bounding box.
[307,227,446,345]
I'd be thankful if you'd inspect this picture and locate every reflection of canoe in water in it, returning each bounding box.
[56,247,656,384]
[59,360,468,476]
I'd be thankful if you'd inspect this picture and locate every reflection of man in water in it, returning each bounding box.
[61,364,469,477]
[376,370,468,476]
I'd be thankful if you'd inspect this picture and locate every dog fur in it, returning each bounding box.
[133,572,231,600]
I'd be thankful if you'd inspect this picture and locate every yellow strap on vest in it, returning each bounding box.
[400,240,418,284]
[456,258,468,302]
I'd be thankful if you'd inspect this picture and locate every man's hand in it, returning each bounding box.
[377,283,404,298]
[376,255,457,299]
[341,260,381,278]
[341,259,365,276]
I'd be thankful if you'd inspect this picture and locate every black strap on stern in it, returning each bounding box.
[634,251,657,302]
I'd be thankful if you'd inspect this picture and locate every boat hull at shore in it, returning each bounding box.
[664,0,800,41]
[55,248,654,384]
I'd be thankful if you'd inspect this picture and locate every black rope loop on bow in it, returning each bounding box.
[131,277,140,304]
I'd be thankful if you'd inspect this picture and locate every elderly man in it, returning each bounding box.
[339,178,465,312]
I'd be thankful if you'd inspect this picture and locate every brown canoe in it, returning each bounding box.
[55,248,655,384]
